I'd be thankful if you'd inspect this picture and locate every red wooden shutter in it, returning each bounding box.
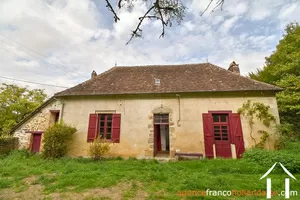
[112,114,121,143]
[231,113,245,158]
[202,113,214,158]
[87,114,98,142]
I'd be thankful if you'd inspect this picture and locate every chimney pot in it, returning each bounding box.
[91,70,97,79]
[228,61,240,75]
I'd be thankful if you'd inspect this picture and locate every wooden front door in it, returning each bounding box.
[32,133,42,153]
[212,114,232,158]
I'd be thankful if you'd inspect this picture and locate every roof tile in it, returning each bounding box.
[55,63,281,96]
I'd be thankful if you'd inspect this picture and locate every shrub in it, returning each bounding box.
[0,136,18,155]
[243,147,300,173]
[89,137,112,160]
[42,122,76,159]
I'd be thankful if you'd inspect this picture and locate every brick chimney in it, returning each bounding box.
[91,70,97,79]
[228,61,240,75]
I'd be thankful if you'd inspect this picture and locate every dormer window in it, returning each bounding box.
[154,78,161,85]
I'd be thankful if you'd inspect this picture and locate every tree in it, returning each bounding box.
[0,83,47,135]
[249,22,300,136]
[105,0,224,44]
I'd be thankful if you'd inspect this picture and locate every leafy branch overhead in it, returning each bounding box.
[105,0,224,44]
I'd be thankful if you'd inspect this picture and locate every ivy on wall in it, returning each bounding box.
[238,100,276,148]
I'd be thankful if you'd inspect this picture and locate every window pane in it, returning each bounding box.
[220,115,227,122]
[100,133,104,139]
[106,134,111,139]
[100,115,105,120]
[214,126,220,131]
[154,114,169,124]
[106,128,111,134]
[213,115,219,122]
[100,121,105,127]
[107,115,112,120]
[100,127,104,139]
[215,137,221,140]
[107,121,112,127]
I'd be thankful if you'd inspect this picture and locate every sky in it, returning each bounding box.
[0,0,299,96]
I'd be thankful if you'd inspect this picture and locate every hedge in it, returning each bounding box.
[0,137,19,155]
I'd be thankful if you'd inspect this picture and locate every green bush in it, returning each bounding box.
[0,136,18,155]
[243,146,300,173]
[89,137,111,160]
[42,122,76,159]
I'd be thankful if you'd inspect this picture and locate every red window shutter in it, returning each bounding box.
[87,114,98,142]
[203,113,214,158]
[112,114,121,143]
[231,113,245,158]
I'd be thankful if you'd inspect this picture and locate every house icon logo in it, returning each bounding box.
[260,162,296,199]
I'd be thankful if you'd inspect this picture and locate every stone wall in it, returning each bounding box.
[13,100,62,150]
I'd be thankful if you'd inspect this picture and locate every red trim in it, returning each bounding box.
[208,110,232,114]
[26,131,43,134]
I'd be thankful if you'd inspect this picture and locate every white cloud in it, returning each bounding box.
[219,16,239,34]
[278,1,300,27]
[0,0,299,96]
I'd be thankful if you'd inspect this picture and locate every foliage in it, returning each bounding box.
[249,22,300,136]
[244,143,300,173]
[238,100,276,148]
[0,83,47,135]
[0,136,18,155]
[42,122,76,159]
[89,137,112,160]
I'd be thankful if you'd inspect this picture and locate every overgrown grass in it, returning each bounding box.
[0,147,300,199]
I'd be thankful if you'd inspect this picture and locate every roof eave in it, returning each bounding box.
[55,89,282,97]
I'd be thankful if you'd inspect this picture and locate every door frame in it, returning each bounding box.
[153,114,170,157]
[29,131,43,153]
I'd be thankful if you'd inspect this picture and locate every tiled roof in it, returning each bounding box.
[55,63,281,96]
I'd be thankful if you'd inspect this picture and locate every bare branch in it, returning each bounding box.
[103,0,225,44]
[126,6,155,45]
[105,0,120,22]
[155,0,167,38]
[201,0,225,16]
[200,0,213,16]
[211,0,225,13]
[118,0,123,9]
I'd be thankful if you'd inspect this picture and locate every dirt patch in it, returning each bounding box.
[0,177,148,200]
[0,176,43,200]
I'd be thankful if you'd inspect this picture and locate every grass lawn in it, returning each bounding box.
[0,151,299,200]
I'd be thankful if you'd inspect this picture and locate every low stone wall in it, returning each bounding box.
[0,137,19,155]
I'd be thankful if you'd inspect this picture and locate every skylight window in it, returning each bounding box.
[154,78,161,85]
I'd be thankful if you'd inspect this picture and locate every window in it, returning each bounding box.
[154,78,161,85]
[154,114,169,124]
[99,114,112,139]
[50,110,60,125]
[87,113,121,143]
[212,114,229,141]
[213,114,227,122]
